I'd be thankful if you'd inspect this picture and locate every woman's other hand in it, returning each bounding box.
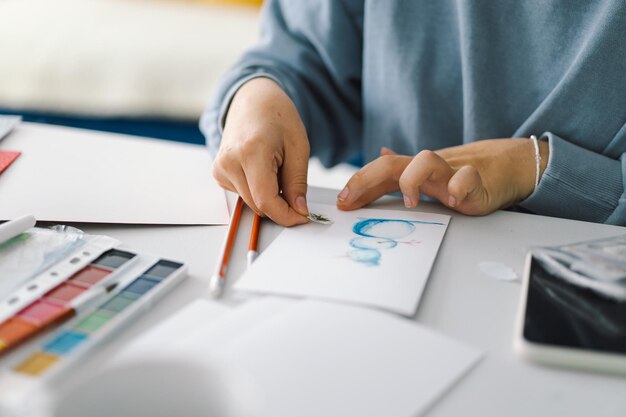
[336,138,549,215]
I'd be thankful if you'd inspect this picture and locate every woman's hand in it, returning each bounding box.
[336,138,549,216]
[212,78,310,226]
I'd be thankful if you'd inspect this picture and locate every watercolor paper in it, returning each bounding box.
[176,297,296,350]
[110,299,482,417]
[188,300,482,417]
[109,299,233,365]
[234,203,450,316]
[0,123,228,224]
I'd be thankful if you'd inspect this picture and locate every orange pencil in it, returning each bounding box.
[210,196,245,297]
[247,213,262,268]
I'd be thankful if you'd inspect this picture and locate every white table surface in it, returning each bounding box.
[47,186,626,417]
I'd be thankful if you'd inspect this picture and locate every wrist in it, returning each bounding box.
[223,77,302,140]
[227,77,288,120]
[221,76,309,155]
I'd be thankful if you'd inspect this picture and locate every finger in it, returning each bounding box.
[228,168,264,215]
[280,141,310,216]
[398,150,455,208]
[213,161,262,214]
[447,165,493,215]
[211,159,236,192]
[446,165,482,208]
[243,156,308,227]
[337,155,411,211]
[380,147,397,156]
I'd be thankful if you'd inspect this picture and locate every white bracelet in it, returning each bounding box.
[530,135,541,191]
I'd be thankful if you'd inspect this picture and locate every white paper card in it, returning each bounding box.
[176,296,296,350]
[0,123,229,224]
[109,299,232,365]
[235,203,450,315]
[207,300,483,417]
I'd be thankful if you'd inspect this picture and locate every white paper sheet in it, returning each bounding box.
[110,297,295,366]
[176,296,296,350]
[0,123,229,224]
[235,203,450,316]
[132,299,482,417]
[215,300,482,417]
[110,299,233,365]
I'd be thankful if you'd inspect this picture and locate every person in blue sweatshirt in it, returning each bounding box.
[201,1,626,226]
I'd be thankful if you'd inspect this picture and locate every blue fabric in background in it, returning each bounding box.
[0,109,205,145]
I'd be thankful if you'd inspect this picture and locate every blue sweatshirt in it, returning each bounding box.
[201,0,626,225]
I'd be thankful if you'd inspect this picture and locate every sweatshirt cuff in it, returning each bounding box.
[518,132,622,223]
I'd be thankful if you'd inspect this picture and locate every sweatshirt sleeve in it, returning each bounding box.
[200,0,364,167]
[519,132,626,225]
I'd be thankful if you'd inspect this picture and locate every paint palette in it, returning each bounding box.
[0,249,136,355]
[0,224,188,414]
[0,234,123,324]
[8,258,186,383]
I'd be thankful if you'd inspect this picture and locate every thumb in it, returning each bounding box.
[281,142,310,217]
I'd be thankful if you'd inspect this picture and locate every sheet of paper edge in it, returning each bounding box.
[234,205,451,317]
[0,123,229,225]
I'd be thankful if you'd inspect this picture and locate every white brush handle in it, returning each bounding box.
[0,215,36,244]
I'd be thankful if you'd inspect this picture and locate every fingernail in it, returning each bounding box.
[448,196,457,207]
[403,195,412,208]
[295,195,308,215]
[337,186,350,202]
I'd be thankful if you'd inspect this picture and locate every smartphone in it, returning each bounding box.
[514,249,626,374]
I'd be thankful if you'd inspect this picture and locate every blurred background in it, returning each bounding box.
[0,0,262,145]
[0,0,356,187]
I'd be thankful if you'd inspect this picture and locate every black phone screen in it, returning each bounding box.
[523,257,626,354]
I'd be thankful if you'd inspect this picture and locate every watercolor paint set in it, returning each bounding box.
[0,231,122,324]
[0,248,137,356]
[0,226,187,411]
